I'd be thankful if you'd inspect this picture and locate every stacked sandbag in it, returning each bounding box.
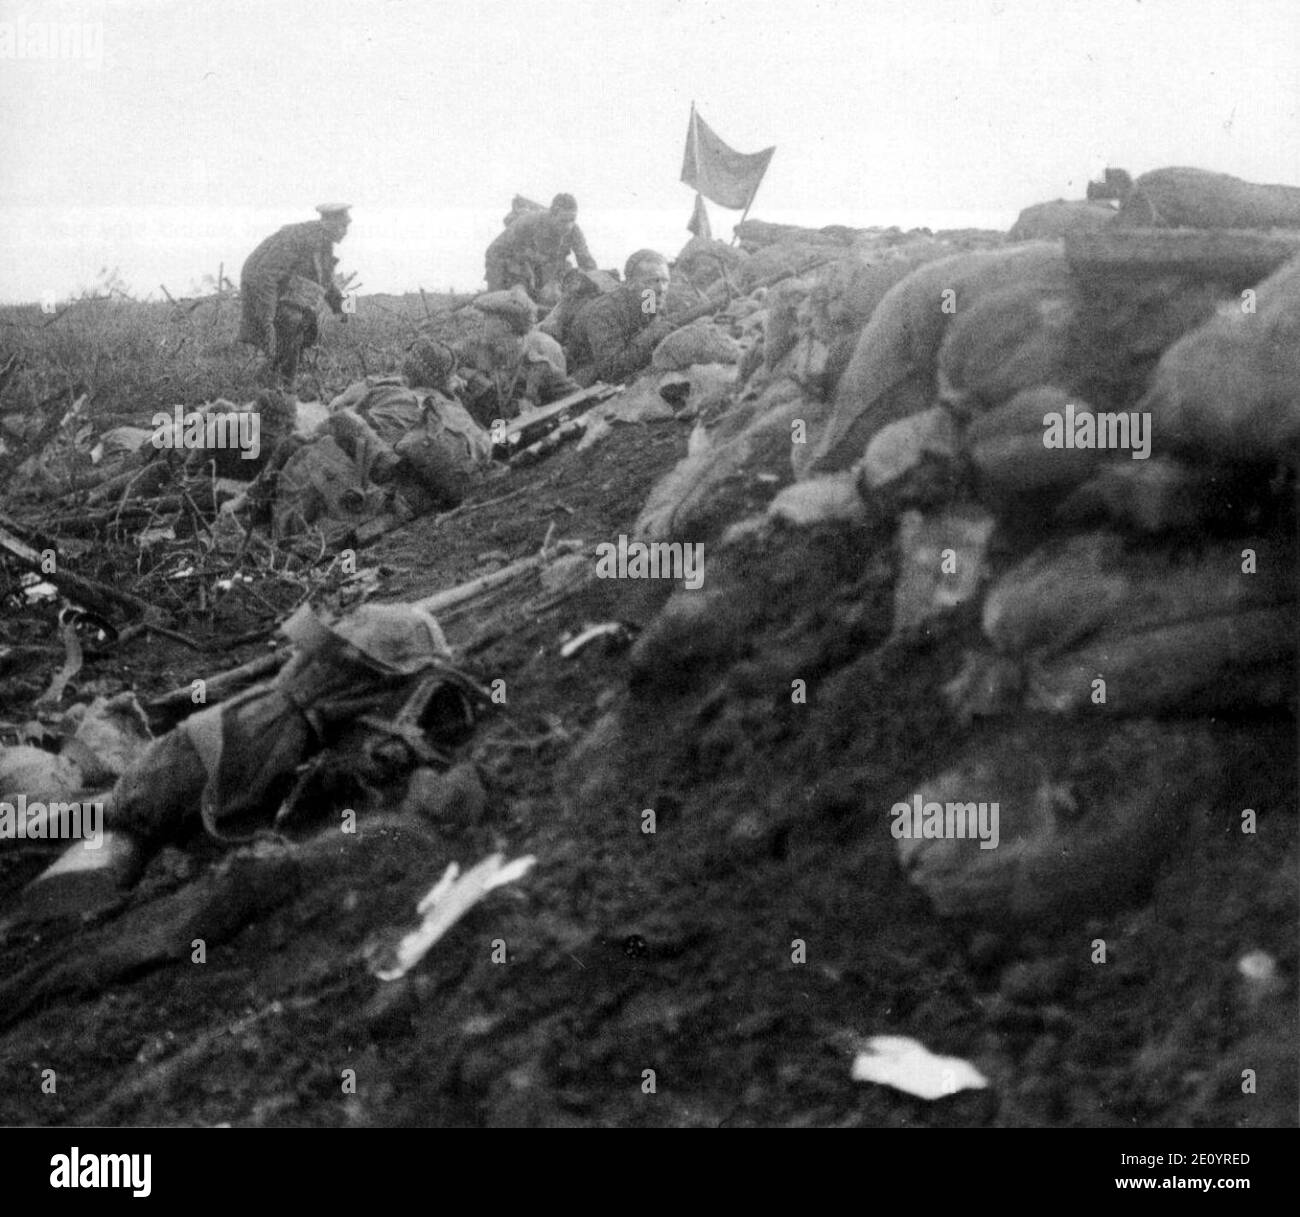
[805,242,1069,475]
[735,219,938,252]
[633,233,1009,547]
[738,241,851,292]
[797,216,1300,922]
[752,246,947,402]
[805,249,952,398]
[978,531,1294,715]
[962,387,1105,510]
[1140,253,1300,462]
[1008,199,1116,242]
[1115,167,1300,230]
[935,276,1082,414]
[1055,456,1233,533]
[634,252,908,540]
[1064,271,1232,408]
[623,197,1299,932]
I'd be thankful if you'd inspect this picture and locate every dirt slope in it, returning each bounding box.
[0,415,1294,1127]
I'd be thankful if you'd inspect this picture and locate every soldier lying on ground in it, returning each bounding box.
[538,267,621,345]
[238,203,351,386]
[410,297,580,429]
[564,249,674,386]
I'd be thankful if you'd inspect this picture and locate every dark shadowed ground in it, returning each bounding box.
[0,414,1295,1128]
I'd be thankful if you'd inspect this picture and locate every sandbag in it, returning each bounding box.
[635,378,809,543]
[858,406,959,509]
[736,219,859,249]
[1028,606,1294,715]
[936,278,1081,413]
[766,473,867,527]
[981,530,1293,660]
[1116,167,1300,230]
[805,242,1067,476]
[673,236,748,290]
[897,720,1226,920]
[654,363,736,420]
[754,252,946,409]
[652,321,740,371]
[1008,199,1116,242]
[1140,253,1300,462]
[964,386,1103,509]
[738,241,849,291]
[1056,456,1226,532]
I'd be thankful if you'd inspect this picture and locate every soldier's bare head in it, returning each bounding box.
[625,250,670,311]
[549,193,578,231]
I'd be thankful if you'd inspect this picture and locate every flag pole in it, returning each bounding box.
[732,183,763,246]
[731,198,753,246]
[732,151,771,245]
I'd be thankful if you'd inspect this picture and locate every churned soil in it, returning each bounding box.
[0,414,1294,1127]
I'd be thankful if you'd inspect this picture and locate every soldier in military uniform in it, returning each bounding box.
[483,193,597,304]
[564,249,673,386]
[239,204,351,385]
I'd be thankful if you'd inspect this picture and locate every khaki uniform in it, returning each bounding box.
[239,220,344,381]
[565,286,671,386]
[484,211,596,301]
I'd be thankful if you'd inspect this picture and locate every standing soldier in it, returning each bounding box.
[239,204,351,385]
[483,193,597,305]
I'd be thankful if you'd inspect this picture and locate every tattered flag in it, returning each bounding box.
[681,104,774,212]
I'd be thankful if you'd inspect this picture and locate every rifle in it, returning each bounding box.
[495,382,624,458]
[655,254,841,334]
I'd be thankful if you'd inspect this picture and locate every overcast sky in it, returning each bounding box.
[1,0,1297,302]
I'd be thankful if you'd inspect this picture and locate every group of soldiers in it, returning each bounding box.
[237,194,680,397]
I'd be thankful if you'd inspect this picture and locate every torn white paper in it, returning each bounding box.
[371,852,536,981]
[850,1035,989,1100]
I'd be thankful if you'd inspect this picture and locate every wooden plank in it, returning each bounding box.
[1065,228,1300,283]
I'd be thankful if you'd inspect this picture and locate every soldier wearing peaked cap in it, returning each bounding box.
[239,204,352,385]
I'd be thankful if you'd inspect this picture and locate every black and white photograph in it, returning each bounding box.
[0,0,1295,1172]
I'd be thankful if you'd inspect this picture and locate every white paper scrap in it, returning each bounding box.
[850,1035,989,1100]
[372,852,536,981]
